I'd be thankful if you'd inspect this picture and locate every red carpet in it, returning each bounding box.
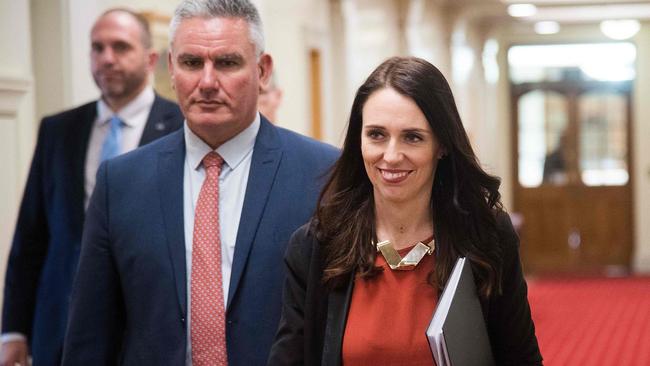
[527,276,650,365]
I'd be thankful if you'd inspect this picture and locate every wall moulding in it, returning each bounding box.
[0,75,31,118]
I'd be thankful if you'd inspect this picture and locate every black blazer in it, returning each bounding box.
[2,94,183,366]
[268,213,543,366]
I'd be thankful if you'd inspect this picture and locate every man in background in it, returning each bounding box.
[1,8,183,366]
[63,0,337,365]
[258,73,283,122]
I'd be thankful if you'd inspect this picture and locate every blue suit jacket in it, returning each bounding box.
[2,95,183,366]
[62,117,339,365]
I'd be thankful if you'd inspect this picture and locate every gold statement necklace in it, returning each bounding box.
[375,235,435,271]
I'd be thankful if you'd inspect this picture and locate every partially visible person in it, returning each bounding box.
[62,0,338,365]
[543,132,568,185]
[268,56,542,365]
[258,73,283,122]
[0,8,183,366]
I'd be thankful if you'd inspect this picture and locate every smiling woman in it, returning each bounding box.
[361,88,443,215]
[268,56,543,365]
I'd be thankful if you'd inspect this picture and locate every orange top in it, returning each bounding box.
[342,246,438,366]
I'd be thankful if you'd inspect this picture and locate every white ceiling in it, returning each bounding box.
[497,0,650,22]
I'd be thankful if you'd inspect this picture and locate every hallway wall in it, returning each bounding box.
[0,0,35,311]
[632,22,650,272]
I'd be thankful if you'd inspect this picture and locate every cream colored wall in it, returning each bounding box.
[0,0,35,315]
[332,0,434,144]
[493,36,515,210]
[404,3,513,209]
[328,0,350,145]
[31,0,69,118]
[257,0,335,141]
[406,0,451,77]
[632,22,650,272]
[343,0,402,94]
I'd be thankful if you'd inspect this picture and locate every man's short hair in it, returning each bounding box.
[169,0,265,56]
[99,8,153,49]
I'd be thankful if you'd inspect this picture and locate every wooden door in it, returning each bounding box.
[512,79,633,275]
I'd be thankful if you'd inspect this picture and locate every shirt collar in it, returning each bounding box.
[185,112,261,172]
[96,86,155,127]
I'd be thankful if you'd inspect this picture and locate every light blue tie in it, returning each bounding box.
[100,115,123,162]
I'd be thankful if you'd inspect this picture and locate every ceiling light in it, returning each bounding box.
[600,19,641,40]
[508,4,538,18]
[534,21,560,35]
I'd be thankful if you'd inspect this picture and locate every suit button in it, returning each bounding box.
[181,317,186,324]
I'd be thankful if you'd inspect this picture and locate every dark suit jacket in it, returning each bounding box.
[2,94,183,366]
[268,213,543,366]
[61,117,339,365]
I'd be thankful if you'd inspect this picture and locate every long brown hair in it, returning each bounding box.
[316,57,504,298]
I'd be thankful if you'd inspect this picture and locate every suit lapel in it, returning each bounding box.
[227,118,282,307]
[157,130,188,315]
[322,275,354,366]
[140,95,179,145]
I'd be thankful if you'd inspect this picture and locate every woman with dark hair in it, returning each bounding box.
[268,56,542,366]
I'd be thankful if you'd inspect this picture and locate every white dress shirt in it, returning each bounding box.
[84,87,155,207]
[183,114,260,365]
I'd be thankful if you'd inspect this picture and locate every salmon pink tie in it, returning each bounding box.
[191,152,228,365]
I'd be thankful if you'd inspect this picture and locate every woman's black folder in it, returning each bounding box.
[426,257,496,366]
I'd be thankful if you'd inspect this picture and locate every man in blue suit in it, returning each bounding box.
[62,1,338,365]
[0,8,183,366]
